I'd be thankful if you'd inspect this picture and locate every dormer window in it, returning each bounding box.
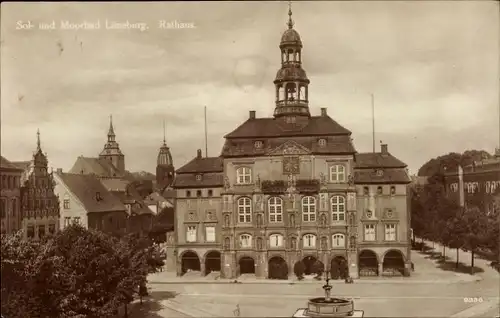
[254,141,263,149]
[318,139,327,147]
[95,192,102,201]
[285,116,296,124]
[196,174,202,181]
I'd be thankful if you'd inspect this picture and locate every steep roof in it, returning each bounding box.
[56,173,126,213]
[354,152,407,169]
[221,136,355,157]
[10,161,31,171]
[69,156,122,177]
[354,169,411,184]
[174,172,224,188]
[110,190,153,216]
[0,156,24,171]
[176,157,223,174]
[224,116,352,139]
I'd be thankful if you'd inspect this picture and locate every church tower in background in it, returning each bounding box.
[156,121,175,190]
[98,115,125,172]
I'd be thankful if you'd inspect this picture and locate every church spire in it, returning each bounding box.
[108,115,115,141]
[36,129,41,151]
[287,1,294,29]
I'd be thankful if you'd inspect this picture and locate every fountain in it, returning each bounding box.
[292,271,364,317]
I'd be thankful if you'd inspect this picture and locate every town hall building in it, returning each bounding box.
[169,7,412,279]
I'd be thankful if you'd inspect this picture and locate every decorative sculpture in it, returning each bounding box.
[257,214,263,227]
[290,213,295,227]
[224,176,231,190]
[320,214,327,226]
[319,172,327,186]
[347,174,354,186]
[224,214,230,227]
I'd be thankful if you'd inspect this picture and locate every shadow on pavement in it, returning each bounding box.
[436,260,484,275]
[414,241,486,275]
[115,291,179,318]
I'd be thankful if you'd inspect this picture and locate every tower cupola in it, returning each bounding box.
[273,2,311,120]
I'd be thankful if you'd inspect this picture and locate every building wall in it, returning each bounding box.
[172,154,411,278]
[0,171,22,234]
[171,187,222,275]
[21,216,59,240]
[88,210,128,235]
[53,178,89,230]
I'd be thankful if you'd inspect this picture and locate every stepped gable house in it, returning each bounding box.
[20,131,60,240]
[170,7,412,279]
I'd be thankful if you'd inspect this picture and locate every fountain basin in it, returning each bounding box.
[306,297,353,317]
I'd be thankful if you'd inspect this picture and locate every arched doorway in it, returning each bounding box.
[239,256,256,274]
[204,251,221,275]
[358,250,379,277]
[268,256,288,280]
[302,255,318,275]
[330,256,348,279]
[382,250,405,276]
[181,251,200,275]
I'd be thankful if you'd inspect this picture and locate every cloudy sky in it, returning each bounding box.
[1,1,498,174]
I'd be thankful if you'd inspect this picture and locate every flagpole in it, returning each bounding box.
[371,93,375,153]
[204,106,208,158]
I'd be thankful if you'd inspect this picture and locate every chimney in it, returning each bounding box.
[56,168,63,174]
[381,144,388,154]
[249,110,256,119]
[197,149,202,159]
[320,108,327,117]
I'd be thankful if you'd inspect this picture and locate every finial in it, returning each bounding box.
[287,1,294,29]
[108,114,115,136]
[36,129,41,150]
[163,120,166,145]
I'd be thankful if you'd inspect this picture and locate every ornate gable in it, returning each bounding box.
[266,140,311,156]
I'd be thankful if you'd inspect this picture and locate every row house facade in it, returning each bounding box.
[170,8,411,280]
[444,151,500,215]
[0,156,23,234]
[19,131,60,240]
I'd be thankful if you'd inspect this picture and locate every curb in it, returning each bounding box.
[149,277,481,285]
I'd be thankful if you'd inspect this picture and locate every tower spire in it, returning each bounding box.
[36,129,41,151]
[287,1,294,29]
[108,115,115,136]
[163,120,166,145]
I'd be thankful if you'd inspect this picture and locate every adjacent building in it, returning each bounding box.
[20,131,60,240]
[0,156,24,234]
[54,171,128,234]
[444,149,500,215]
[170,9,412,279]
[168,149,224,275]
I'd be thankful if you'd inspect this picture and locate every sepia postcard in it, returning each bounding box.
[0,1,499,318]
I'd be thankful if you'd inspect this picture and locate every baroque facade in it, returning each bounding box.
[20,131,60,240]
[170,8,412,279]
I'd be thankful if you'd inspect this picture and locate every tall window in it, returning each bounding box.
[268,197,283,223]
[303,234,316,248]
[205,226,215,242]
[329,165,345,182]
[0,199,5,218]
[239,234,252,248]
[63,194,70,209]
[331,196,345,221]
[384,224,396,241]
[237,197,252,223]
[27,225,34,239]
[236,167,252,185]
[73,217,81,225]
[332,234,345,247]
[196,190,202,197]
[186,190,191,197]
[38,225,45,239]
[364,224,376,241]
[64,217,71,227]
[302,196,316,222]
[269,234,283,248]
[49,224,56,235]
[186,226,197,242]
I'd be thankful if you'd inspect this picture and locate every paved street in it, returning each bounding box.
[143,243,499,317]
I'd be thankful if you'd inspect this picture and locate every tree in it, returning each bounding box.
[461,206,491,274]
[417,150,492,177]
[293,261,305,280]
[138,282,148,305]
